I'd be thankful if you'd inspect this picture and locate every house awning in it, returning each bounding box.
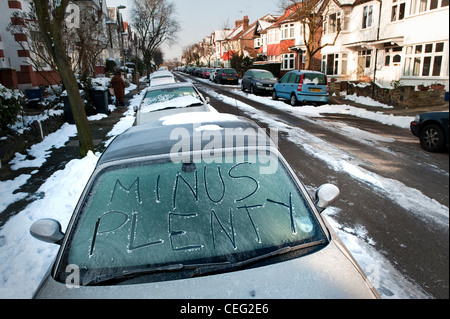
[344,36,404,50]
[371,36,404,47]
[289,45,306,52]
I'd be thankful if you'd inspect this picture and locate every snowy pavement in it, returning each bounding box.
[0,81,446,299]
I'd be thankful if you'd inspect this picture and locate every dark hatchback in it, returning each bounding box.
[214,68,239,85]
[410,112,449,152]
[241,69,277,95]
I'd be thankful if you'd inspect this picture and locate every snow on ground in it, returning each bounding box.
[0,82,441,299]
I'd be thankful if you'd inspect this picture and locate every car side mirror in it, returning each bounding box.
[30,219,65,245]
[315,184,340,212]
[205,97,210,104]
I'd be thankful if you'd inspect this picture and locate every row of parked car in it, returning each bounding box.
[28,67,380,298]
[177,66,331,106]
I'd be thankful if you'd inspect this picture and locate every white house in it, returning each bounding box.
[320,0,449,90]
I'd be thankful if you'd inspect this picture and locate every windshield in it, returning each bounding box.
[57,152,327,285]
[140,87,203,113]
[253,71,275,79]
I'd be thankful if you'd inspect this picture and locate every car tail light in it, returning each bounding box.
[297,74,304,91]
[222,73,226,76]
[235,74,238,77]
[325,76,329,93]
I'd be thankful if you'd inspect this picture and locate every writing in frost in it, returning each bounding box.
[88,162,301,257]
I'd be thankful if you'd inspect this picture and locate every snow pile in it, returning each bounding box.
[344,93,394,109]
[9,123,78,170]
[0,151,99,298]
[140,95,202,113]
[160,112,238,126]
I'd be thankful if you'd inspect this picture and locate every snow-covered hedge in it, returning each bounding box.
[0,84,24,133]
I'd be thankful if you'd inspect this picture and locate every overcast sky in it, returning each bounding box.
[105,0,281,61]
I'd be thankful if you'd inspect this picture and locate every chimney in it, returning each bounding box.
[243,16,249,28]
[235,19,243,28]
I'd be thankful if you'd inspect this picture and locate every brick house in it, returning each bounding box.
[0,0,61,90]
[253,3,323,76]
[0,0,117,91]
[221,16,259,66]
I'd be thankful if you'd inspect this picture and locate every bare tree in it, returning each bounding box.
[131,0,179,75]
[280,0,341,70]
[33,0,93,156]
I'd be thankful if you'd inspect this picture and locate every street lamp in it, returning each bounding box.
[117,5,126,68]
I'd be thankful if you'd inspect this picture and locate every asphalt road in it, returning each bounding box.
[177,73,449,299]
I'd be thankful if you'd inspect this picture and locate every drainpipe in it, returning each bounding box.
[372,0,383,99]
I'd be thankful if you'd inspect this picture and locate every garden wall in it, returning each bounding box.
[330,81,447,108]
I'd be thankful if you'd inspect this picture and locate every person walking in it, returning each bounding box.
[110,71,126,106]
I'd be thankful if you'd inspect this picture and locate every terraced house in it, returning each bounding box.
[195,0,448,95]
[320,0,449,91]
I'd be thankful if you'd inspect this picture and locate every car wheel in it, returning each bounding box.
[272,90,278,100]
[241,82,246,92]
[250,85,255,95]
[290,94,299,106]
[420,124,445,152]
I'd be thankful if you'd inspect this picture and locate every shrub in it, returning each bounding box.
[0,84,24,133]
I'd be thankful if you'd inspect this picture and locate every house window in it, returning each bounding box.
[268,28,280,44]
[282,53,295,70]
[410,0,448,14]
[358,50,372,68]
[281,23,295,40]
[324,12,342,34]
[403,42,446,77]
[362,5,373,29]
[322,53,347,75]
[391,0,406,21]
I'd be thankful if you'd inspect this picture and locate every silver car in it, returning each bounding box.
[135,82,214,125]
[30,114,379,299]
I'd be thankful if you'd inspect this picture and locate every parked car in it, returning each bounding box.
[410,111,449,152]
[149,70,176,87]
[135,82,213,125]
[193,67,203,77]
[241,69,277,95]
[209,68,219,82]
[272,70,329,106]
[186,66,195,75]
[214,68,239,85]
[202,68,214,79]
[30,113,379,299]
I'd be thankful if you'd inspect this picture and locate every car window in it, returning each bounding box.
[253,71,275,79]
[280,73,291,83]
[303,73,327,85]
[223,69,237,75]
[58,152,327,284]
[289,74,300,83]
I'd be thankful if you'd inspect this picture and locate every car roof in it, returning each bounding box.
[288,70,326,75]
[98,113,273,166]
[150,70,174,79]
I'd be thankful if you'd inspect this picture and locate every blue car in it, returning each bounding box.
[272,70,329,106]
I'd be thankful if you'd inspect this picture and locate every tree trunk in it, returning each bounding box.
[33,0,94,157]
